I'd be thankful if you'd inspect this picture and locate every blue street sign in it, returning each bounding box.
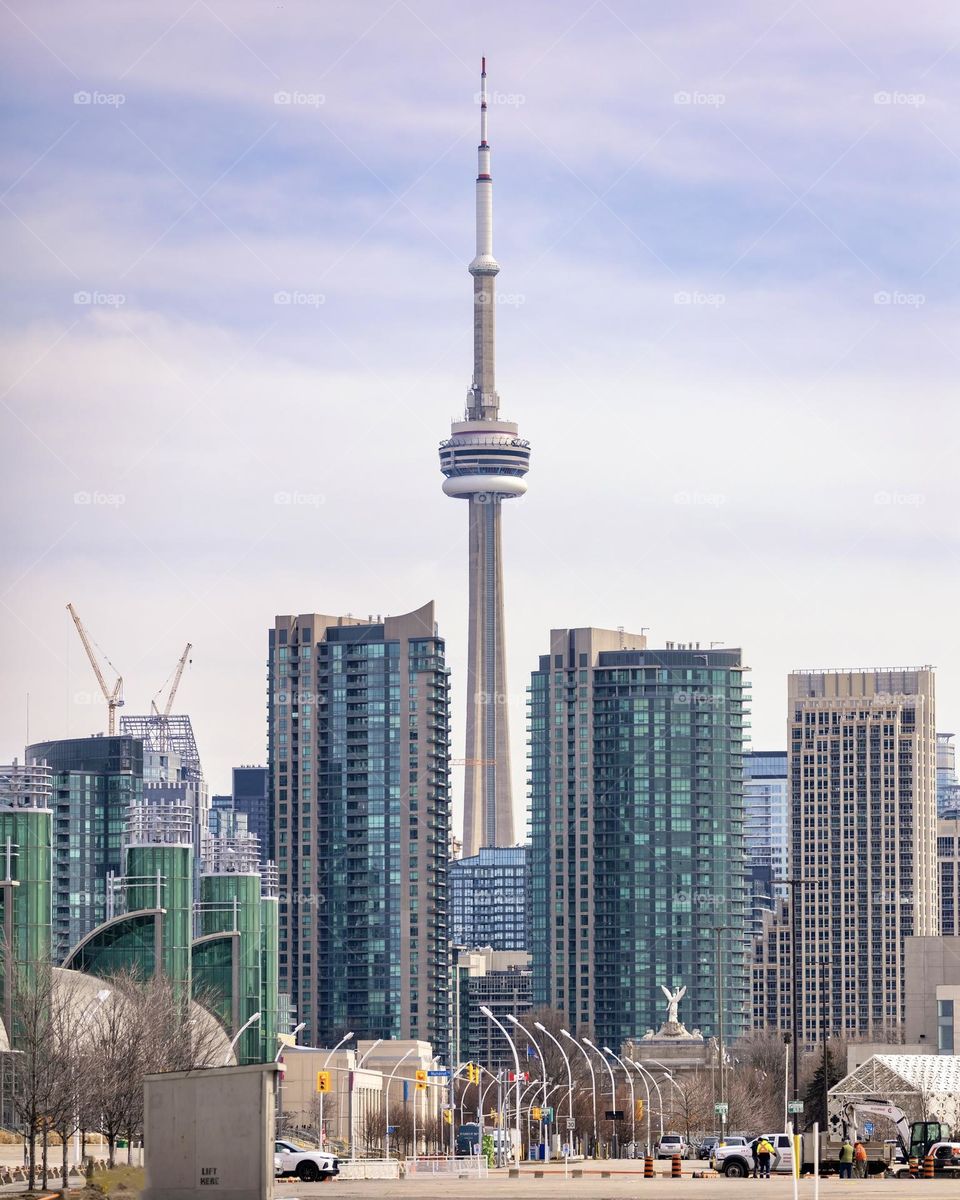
[863,1121,874,1138]
[428,1069,450,1077]
[386,1126,397,1135]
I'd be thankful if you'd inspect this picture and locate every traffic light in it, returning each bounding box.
[415,1069,427,1092]
[532,1106,542,1120]
[316,1071,331,1093]
[469,1063,481,1084]
[635,1098,644,1120]
[443,1108,453,1125]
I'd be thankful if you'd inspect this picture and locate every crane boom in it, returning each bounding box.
[163,643,192,716]
[66,603,124,735]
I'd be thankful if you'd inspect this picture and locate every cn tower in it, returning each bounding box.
[440,59,530,856]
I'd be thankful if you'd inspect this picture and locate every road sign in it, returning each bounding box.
[428,1069,450,1077]
[605,1110,625,1122]
[544,1107,554,1124]
[562,1144,571,1157]
[714,1102,728,1116]
[315,1071,331,1093]
[386,1126,397,1135]
[863,1121,875,1138]
[788,1100,804,1114]
[566,1116,577,1131]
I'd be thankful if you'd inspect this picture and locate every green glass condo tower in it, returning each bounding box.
[269,604,451,1048]
[529,628,749,1047]
[27,736,143,961]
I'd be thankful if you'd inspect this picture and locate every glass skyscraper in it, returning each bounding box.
[269,604,450,1048]
[27,735,143,961]
[743,751,788,937]
[530,628,749,1047]
[449,845,527,951]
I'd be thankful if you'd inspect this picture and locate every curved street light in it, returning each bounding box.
[508,1014,549,1160]
[480,1006,522,1165]
[630,1059,665,1142]
[274,1021,307,1063]
[603,1047,636,1154]
[224,1011,261,1066]
[383,1047,416,1162]
[318,1030,354,1147]
[561,1029,598,1156]
[583,1037,618,1158]
[534,1021,574,1136]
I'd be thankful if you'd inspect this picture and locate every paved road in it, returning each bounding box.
[277,1165,959,1199]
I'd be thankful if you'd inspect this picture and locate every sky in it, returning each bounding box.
[2,1,959,835]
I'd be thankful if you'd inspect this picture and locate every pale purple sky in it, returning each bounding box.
[2,1,958,828]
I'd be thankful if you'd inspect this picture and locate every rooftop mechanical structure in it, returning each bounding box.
[120,713,202,784]
[440,58,530,856]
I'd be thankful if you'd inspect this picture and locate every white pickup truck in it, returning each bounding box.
[711,1134,794,1177]
[274,1139,339,1182]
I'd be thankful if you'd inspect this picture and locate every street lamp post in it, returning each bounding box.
[383,1047,416,1162]
[535,1021,574,1149]
[318,1030,354,1148]
[583,1038,618,1158]
[630,1060,665,1143]
[480,1006,521,1165]
[561,1029,597,1157]
[508,1015,549,1161]
[224,1011,261,1065]
[603,1047,636,1155]
[623,1057,651,1154]
[274,1021,306,1139]
[350,1038,383,1161]
[771,877,810,1111]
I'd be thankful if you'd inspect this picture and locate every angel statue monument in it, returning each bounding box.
[661,983,686,1026]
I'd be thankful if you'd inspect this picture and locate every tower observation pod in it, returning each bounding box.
[439,59,530,857]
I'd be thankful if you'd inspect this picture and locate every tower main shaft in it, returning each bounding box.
[439,59,530,856]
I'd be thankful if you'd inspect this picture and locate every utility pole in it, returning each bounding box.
[713,925,733,1134]
[771,878,810,1109]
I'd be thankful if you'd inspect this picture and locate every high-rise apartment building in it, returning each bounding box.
[439,60,530,856]
[26,735,143,960]
[788,668,938,1042]
[233,765,272,863]
[937,733,960,819]
[269,605,450,1048]
[449,845,527,951]
[744,751,788,937]
[937,817,960,935]
[530,628,749,1048]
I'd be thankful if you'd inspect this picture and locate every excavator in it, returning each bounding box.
[843,1098,960,1176]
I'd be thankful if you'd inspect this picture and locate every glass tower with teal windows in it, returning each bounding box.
[529,629,749,1048]
[269,604,450,1047]
[0,761,53,1042]
[27,736,142,962]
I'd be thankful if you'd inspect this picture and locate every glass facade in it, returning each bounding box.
[127,842,193,997]
[192,934,236,1029]
[0,805,53,1043]
[260,894,279,1060]
[743,752,788,938]
[269,608,450,1048]
[199,872,262,1064]
[449,846,527,950]
[530,635,748,1047]
[67,911,158,979]
[27,736,143,962]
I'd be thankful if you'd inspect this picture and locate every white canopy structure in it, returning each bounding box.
[828,1054,960,1137]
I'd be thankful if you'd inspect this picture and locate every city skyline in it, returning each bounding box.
[3,4,959,838]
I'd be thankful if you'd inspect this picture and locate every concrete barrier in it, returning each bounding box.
[337,1161,401,1180]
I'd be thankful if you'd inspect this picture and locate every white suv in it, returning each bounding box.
[657,1133,690,1159]
[274,1139,339,1182]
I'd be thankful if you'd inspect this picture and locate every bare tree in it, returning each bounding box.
[8,954,56,1190]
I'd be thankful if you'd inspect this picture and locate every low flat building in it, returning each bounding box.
[904,936,960,1053]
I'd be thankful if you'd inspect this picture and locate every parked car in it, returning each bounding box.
[274,1139,339,1182]
[719,1135,750,1149]
[697,1135,720,1159]
[657,1133,690,1159]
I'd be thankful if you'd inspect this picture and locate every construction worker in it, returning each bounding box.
[853,1141,868,1178]
[755,1136,775,1178]
[838,1138,855,1179]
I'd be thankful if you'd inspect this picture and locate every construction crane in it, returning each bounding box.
[66,602,124,735]
[150,643,193,717]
